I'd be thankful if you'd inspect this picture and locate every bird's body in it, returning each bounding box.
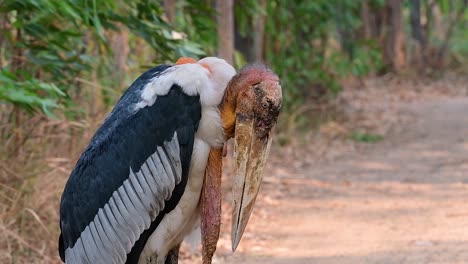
[59,57,282,264]
[59,58,235,264]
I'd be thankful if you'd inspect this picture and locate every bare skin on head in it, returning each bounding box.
[200,65,282,264]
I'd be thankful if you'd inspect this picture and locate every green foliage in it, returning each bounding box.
[263,0,383,112]
[435,0,468,65]
[0,0,205,117]
[451,24,468,63]
[350,131,384,143]
[174,0,217,56]
[328,41,383,77]
[116,1,205,60]
[1,0,465,120]
[234,0,263,38]
[0,69,64,117]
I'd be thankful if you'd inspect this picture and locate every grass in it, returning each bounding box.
[0,106,101,263]
[350,131,384,143]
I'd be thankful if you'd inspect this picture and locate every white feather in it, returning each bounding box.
[136,57,236,110]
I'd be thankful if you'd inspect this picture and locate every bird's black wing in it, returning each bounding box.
[59,65,201,264]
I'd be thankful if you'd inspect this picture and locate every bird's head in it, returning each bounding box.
[220,65,282,251]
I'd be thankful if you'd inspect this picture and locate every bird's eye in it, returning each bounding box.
[262,102,269,108]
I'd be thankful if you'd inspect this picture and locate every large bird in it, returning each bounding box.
[58,57,281,264]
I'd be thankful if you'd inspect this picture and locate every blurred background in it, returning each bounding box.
[0,0,467,263]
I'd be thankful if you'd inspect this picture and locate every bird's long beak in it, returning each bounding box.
[231,115,273,251]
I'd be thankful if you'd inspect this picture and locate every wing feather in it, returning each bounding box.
[128,168,153,213]
[89,222,109,261]
[104,200,133,251]
[139,162,165,208]
[148,152,171,201]
[95,210,124,263]
[157,148,176,198]
[163,137,182,184]
[80,227,99,263]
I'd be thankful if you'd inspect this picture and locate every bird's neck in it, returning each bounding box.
[219,82,241,139]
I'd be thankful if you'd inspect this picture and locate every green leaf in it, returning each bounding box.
[350,132,384,143]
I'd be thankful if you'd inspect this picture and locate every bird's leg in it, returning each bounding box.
[144,255,158,264]
[164,244,181,264]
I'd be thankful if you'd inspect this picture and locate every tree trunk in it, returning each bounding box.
[431,3,444,42]
[234,20,253,62]
[336,1,355,59]
[410,0,425,67]
[361,1,372,39]
[252,0,266,62]
[164,0,176,24]
[383,0,406,72]
[410,0,424,45]
[216,0,234,64]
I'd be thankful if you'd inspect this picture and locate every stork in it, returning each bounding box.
[58,57,282,264]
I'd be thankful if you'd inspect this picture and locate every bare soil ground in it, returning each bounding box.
[212,78,468,264]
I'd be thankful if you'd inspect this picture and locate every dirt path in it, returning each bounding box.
[218,97,468,264]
